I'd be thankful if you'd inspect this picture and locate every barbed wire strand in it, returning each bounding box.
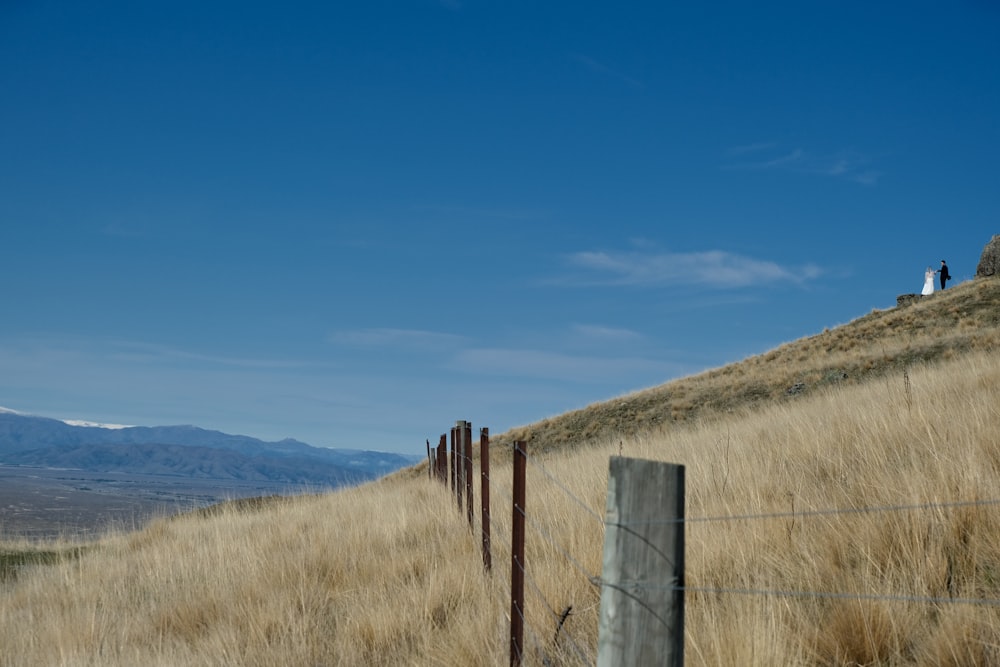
[594,579,1000,608]
[486,466,601,591]
[522,512,600,586]
[512,603,548,667]
[684,585,1000,608]
[490,482,515,506]
[473,469,596,663]
[436,448,1000,662]
[522,450,606,526]
[433,479,549,662]
[595,579,675,629]
[487,516,579,665]
[488,548,551,667]
[522,583,590,665]
[492,501,600,656]
[514,543,593,665]
[510,561,565,667]
[611,497,1000,527]
[464,453,1000,528]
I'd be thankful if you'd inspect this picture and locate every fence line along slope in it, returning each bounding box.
[4,347,1000,665]
[2,277,999,666]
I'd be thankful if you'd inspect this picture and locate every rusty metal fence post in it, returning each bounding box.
[437,434,447,484]
[510,441,527,667]
[464,421,474,528]
[450,426,457,496]
[480,427,492,572]
[455,421,467,511]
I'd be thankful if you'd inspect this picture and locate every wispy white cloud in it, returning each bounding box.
[724,143,881,185]
[106,340,314,369]
[555,248,822,288]
[571,324,643,342]
[329,327,465,349]
[758,149,805,169]
[725,146,805,170]
[0,334,414,447]
[851,170,881,186]
[0,335,310,371]
[569,53,644,88]
[451,347,677,383]
[0,335,327,436]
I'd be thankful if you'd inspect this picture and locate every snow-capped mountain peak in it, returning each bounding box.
[61,419,132,430]
[1,406,131,429]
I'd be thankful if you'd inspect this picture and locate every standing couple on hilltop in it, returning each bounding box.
[921,260,951,295]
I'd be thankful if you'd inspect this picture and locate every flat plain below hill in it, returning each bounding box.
[0,465,321,539]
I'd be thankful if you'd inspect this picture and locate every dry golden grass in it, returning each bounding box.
[496,277,1000,452]
[1,482,508,666]
[2,277,1000,666]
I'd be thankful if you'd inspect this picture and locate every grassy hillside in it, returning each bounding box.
[494,277,1000,453]
[2,277,999,666]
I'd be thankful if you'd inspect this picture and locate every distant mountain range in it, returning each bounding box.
[0,410,420,487]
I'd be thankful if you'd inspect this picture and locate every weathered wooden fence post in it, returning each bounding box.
[510,441,527,667]
[480,427,492,572]
[597,457,685,666]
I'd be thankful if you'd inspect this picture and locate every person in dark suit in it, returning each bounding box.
[938,260,951,289]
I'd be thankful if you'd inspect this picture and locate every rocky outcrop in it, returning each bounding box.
[899,236,999,306]
[977,234,1000,278]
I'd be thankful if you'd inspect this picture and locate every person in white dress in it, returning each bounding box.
[921,266,935,295]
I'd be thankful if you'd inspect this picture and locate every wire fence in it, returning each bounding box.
[427,421,1000,665]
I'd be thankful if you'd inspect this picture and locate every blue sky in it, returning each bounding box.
[2,1,997,454]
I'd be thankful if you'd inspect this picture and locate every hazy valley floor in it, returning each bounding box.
[0,465,329,539]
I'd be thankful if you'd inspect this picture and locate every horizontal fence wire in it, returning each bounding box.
[521,450,606,526]
[456,516,553,662]
[681,586,1000,607]
[595,580,677,630]
[591,580,1000,608]
[522,512,599,587]
[437,434,1000,661]
[506,538,583,666]
[517,457,603,663]
[470,469,585,664]
[487,491,595,663]
[511,594,549,667]
[518,551,593,665]
[471,446,601,663]
[609,496,1000,527]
